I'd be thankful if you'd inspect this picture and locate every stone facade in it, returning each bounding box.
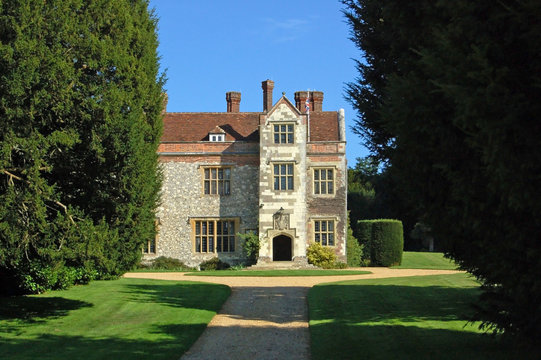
[144,80,347,267]
[150,161,259,267]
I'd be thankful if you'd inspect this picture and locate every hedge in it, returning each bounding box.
[357,219,404,266]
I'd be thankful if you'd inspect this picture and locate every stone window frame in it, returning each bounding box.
[272,122,295,144]
[272,162,295,191]
[312,167,336,196]
[201,166,232,196]
[143,218,160,254]
[191,217,240,253]
[312,218,336,247]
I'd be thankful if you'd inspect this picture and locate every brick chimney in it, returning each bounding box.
[312,91,324,111]
[226,91,241,112]
[161,92,168,114]
[262,79,274,112]
[294,91,310,113]
[295,91,324,112]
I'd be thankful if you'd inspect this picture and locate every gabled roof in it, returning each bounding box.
[266,95,301,117]
[161,101,341,142]
[161,112,260,142]
[209,125,226,134]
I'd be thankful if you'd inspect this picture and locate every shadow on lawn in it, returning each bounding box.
[0,323,207,360]
[121,282,230,312]
[309,283,538,360]
[0,296,91,325]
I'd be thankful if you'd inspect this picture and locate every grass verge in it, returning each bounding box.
[308,273,536,360]
[393,251,458,270]
[185,269,371,277]
[0,278,230,360]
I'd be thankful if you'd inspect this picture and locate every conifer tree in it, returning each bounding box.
[0,0,164,294]
[343,0,541,342]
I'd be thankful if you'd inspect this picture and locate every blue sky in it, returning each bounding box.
[147,0,369,165]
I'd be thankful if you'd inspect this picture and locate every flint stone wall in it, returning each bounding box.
[148,160,259,267]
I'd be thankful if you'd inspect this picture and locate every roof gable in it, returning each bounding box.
[266,95,301,121]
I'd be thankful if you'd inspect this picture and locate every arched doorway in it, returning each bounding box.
[273,235,292,261]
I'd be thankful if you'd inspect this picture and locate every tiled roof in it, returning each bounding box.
[161,111,340,142]
[309,112,340,142]
[161,113,260,142]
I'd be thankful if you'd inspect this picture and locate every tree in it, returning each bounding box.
[0,0,164,294]
[343,0,541,343]
[348,157,420,250]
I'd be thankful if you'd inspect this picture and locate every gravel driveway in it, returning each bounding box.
[124,268,461,360]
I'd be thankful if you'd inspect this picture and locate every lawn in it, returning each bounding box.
[0,278,230,360]
[308,273,536,360]
[185,269,371,277]
[394,251,458,270]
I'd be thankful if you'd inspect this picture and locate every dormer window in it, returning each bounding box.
[209,126,226,142]
[210,134,225,142]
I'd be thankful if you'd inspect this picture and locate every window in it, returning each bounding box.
[143,238,156,254]
[313,168,334,195]
[273,163,294,190]
[204,167,231,195]
[143,219,159,254]
[314,220,335,246]
[273,124,294,144]
[209,134,225,142]
[193,219,236,253]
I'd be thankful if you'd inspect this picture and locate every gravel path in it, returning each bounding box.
[124,268,461,360]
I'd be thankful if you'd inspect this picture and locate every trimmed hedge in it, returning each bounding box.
[357,220,404,266]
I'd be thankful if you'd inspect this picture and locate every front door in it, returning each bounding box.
[273,235,292,261]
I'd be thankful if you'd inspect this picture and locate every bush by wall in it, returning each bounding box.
[346,215,364,267]
[199,258,230,271]
[237,232,260,265]
[357,220,404,266]
[307,242,338,269]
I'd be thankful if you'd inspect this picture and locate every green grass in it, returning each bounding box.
[185,269,371,277]
[308,273,536,360]
[0,278,230,360]
[393,251,458,270]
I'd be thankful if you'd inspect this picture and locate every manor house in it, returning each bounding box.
[144,80,347,267]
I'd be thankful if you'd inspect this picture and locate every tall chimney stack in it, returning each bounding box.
[294,91,310,113]
[312,91,323,111]
[226,91,241,112]
[262,79,274,112]
[161,92,168,114]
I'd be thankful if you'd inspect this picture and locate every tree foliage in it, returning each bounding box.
[342,0,541,342]
[348,157,421,250]
[0,0,164,294]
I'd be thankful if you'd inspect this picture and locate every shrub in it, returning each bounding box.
[237,232,260,265]
[146,257,191,271]
[307,243,338,269]
[357,219,404,266]
[356,220,373,263]
[346,214,364,267]
[199,257,230,271]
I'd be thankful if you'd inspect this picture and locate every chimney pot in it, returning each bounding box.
[226,91,241,112]
[262,79,274,112]
[294,91,309,113]
[312,91,324,112]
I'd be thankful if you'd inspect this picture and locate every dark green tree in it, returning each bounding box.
[343,0,541,342]
[0,0,164,294]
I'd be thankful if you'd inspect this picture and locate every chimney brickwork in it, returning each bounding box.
[226,91,241,112]
[262,79,274,111]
